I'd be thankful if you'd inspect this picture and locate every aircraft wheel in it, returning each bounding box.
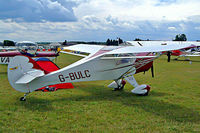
[119,84,125,90]
[134,85,150,96]
[20,97,26,101]
[113,84,124,91]
[116,80,126,91]
[143,91,149,96]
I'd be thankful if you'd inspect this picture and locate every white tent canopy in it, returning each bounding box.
[49,42,61,47]
[16,41,36,47]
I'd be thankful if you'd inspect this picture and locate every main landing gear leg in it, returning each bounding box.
[108,79,126,91]
[114,79,126,91]
[20,92,30,101]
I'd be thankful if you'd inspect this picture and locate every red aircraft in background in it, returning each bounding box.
[121,41,200,62]
[165,44,200,62]
[30,57,74,92]
[0,49,59,64]
[0,48,73,93]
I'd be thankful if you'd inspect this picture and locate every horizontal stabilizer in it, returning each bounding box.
[15,69,45,84]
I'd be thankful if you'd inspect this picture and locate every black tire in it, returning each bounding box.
[113,84,124,91]
[143,91,149,96]
[118,84,125,90]
[20,97,26,101]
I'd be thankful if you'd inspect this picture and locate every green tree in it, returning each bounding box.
[62,40,67,45]
[112,40,118,46]
[106,38,123,46]
[174,34,187,41]
[3,40,15,46]
[134,38,142,41]
[106,39,111,46]
[118,38,123,44]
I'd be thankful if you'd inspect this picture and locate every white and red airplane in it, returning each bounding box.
[170,47,200,61]
[7,42,195,101]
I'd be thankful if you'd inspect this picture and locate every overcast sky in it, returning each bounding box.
[0,0,200,42]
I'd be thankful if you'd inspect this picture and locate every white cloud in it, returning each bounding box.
[195,27,200,30]
[0,0,77,22]
[1,0,200,41]
[0,20,27,33]
[179,23,186,31]
[168,26,176,31]
[74,0,200,22]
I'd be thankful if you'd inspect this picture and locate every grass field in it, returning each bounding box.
[0,54,200,132]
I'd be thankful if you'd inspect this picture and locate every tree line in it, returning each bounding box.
[1,34,188,47]
[133,34,187,41]
[106,38,123,46]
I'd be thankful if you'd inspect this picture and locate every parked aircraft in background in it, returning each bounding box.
[123,41,200,61]
[170,47,200,61]
[0,47,17,52]
[0,50,59,64]
[7,42,195,101]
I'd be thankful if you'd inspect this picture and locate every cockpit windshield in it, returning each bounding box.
[16,41,37,54]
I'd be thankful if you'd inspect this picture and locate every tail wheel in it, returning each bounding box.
[20,97,26,101]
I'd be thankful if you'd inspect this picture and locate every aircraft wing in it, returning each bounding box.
[0,51,21,57]
[60,51,87,57]
[126,41,200,47]
[192,42,200,47]
[62,44,104,54]
[62,43,198,57]
[101,56,157,60]
[106,43,196,55]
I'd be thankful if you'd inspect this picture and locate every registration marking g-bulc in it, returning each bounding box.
[58,70,91,82]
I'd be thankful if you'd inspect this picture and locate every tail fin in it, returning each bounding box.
[8,56,74,93]
[8,56,45,93]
